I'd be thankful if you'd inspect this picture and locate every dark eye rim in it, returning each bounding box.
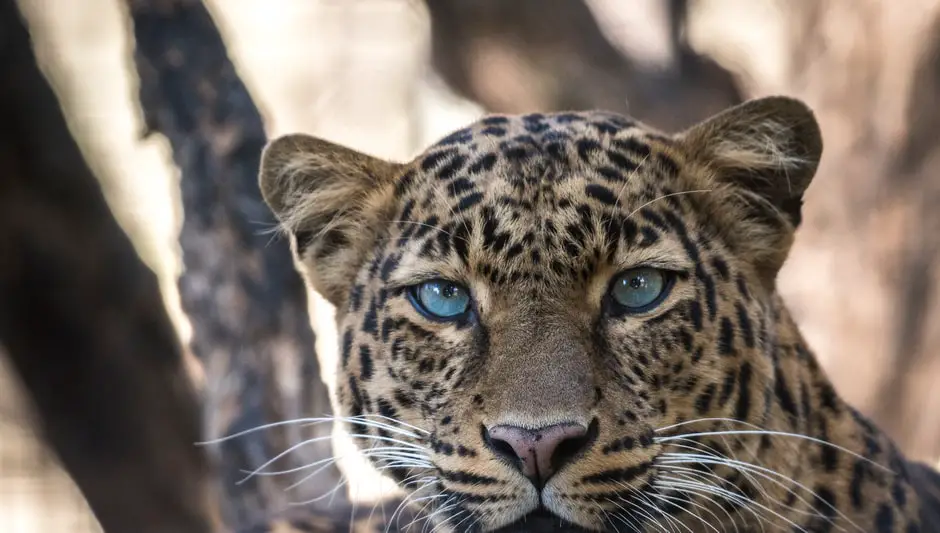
[604,267,677,316]
[406,279,473,322]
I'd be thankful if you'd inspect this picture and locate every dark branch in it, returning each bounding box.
[426,0,742,130]
[0,1,213,531]
[126,0,341,527]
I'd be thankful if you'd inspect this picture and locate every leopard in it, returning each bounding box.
[256,96,940,532]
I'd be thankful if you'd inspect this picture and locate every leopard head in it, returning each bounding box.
[258,96,823,532]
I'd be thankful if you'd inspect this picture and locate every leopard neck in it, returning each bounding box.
[727,295,922,531]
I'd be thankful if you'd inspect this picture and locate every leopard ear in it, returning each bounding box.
[676,96,823,280]
[259,134,403,307]
[678,96,823,227]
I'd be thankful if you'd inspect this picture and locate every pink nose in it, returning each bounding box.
[485,422,590,486]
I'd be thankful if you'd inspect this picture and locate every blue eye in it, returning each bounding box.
[610,268,670,312]
[409,280,471,320]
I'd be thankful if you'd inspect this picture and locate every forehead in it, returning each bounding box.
[400,111,681,201]
[387,112,694,283]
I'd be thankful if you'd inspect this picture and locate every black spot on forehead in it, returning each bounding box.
[481,115,510,125]
[436,127,474,146]
[415,122,652,203]
[389,112,689,279]
[420,148,459,172]
[427,111,638,152]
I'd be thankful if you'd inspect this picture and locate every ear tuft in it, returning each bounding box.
[260,134,400,237]
[676,96,823,284]
[679,96,823,228]
[259,134,402,307]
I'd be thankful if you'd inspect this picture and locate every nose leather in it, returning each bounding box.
[486,422,588,483]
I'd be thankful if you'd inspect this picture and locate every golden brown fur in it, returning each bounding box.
[255,97,938,532]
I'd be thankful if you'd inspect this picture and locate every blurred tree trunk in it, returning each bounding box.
[426,0,742,129]
[126,0,342,527]
[867,8,940,461]
[0,1,214,531]
[773,0,940,462]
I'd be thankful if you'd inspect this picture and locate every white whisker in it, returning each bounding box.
[655,429,892,474]
[656,475,768,533]
[627,498,672,533]
[238,432,429,486]
[658,474,742,533]
[245,446,430,478]
[659,451,857,531]
[414,495,459,533]
[287,455,430,492]
[608,484,671,533]
[360,414,431,435]
[198,413,428,447]
[383,220,456,240]
[287,476,350,506]
[662,434,840,529]
[627,190,713,219]
[448,508,478,532]
[659,441,831,525]
[659,467,771,533]
[657,475,805,533]
[388,477,439,532]
[616,481,688,533]
[601,498,643,533]
[651,492,722,533]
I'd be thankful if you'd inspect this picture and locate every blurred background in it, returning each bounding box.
[1,0,939,531]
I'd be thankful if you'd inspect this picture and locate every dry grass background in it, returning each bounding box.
[2,0,938,531]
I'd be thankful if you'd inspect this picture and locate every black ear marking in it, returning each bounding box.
[779,196,804,228]
[293,229,315,252]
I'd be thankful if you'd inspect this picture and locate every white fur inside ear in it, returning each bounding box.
[260,135,402,242]
[710,116,813,193]
[257,133,403,307]
[676,96,823,283]
[680,96,822,203]
[274,163,365,244]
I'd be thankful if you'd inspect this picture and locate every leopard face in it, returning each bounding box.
[259,97,927,532]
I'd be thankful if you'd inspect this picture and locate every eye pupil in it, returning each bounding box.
[610,267,669,312]
[411,280,471,320]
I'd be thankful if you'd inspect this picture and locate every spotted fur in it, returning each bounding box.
[257,97,940,532]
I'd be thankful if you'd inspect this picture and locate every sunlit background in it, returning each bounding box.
[2,0,939,531]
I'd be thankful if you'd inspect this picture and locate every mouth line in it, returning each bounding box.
[489,467,662,532]
[490,506,596,533]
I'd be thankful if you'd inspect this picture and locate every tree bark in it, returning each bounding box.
[0,1,214,531]
[126,0,342,527]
